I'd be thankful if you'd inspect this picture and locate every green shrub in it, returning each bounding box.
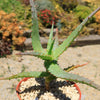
[74,5,95,24]
[0,0,25,20]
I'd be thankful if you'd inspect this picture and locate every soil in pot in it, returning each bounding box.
[17,78,80,100]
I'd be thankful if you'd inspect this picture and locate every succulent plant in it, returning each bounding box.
[0,0,100,91]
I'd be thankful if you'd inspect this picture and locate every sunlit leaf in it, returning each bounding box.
[30,0,44,52]
[0,71,49,80]
[47,23,54,55]
[48,63,100,91]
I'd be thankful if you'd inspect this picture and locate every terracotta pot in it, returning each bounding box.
[16,77,81,100]
[16,77,30,100]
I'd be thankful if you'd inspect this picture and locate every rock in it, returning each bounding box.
[24,35,100,49]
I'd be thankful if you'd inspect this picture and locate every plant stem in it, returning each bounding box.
[44,60,57,90]
[45,75,56,91]
[45,77,50,91]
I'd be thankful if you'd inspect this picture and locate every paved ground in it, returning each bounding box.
[0,45,100,100]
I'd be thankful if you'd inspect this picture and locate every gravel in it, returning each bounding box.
[0,45,100,100]
[19,78,79,100]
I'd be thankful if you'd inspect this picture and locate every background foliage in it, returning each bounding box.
[0,0,100,57]
[0,0,100,36]
[55,0,78,12]
[73,5,95,24]
[0,11,26,45]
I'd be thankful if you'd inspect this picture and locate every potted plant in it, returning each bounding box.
[0,0,100,100]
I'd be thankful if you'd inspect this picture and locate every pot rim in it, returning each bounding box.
[16,77,81,100]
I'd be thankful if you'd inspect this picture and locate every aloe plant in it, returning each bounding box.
[0,0,100,91]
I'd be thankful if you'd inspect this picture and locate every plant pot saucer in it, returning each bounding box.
[16,78,81,100]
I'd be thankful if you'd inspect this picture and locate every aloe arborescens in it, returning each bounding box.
[0,0,100,91]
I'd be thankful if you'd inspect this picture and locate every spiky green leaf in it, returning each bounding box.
[53,28,59,51]
[53,7,100,58]
[30,0,44,52]
[18,51,53,60]
[0,71,49,80]
[48,63,100,91]
[47,23,54,55]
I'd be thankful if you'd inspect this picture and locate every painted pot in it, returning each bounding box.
[16,77,81,100]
